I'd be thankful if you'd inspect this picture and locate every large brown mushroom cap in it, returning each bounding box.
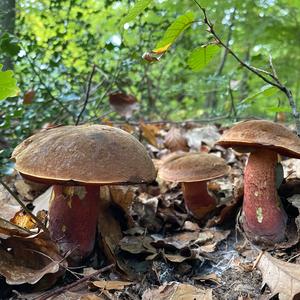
[12,125,156,185]
[158,152,230,182]
[217,120,300,158]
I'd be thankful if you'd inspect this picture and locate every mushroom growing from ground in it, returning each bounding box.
[12,125,156,263]
[217,120,300,244]
[158,152,230,219]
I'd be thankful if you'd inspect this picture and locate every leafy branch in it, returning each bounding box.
[192,0,300,134]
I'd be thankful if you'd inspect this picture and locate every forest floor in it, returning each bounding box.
[0,121,299,300]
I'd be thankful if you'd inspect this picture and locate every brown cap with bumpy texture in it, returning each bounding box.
[217,120,300,158]
[158,152,230,183]
[12,125,156,185]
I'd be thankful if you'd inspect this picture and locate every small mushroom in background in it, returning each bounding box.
[217,119,300,245]
[11,125,156,264]
[158,152,230,220]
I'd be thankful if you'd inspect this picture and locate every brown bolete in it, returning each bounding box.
[158,152,230,219]
[217,119,300,244]
[12,125,156,263]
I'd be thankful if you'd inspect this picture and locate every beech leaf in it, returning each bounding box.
[122,0,153,25]
[153,12,195,54]
[257,252,300,300]
[188,44,220,72]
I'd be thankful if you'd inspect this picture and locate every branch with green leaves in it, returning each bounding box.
[122,0,300,133]
[192,0,300,134]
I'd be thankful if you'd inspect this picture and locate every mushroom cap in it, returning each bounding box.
[158,152,230,183]
[217,120,300,158]
[12,125,156,185]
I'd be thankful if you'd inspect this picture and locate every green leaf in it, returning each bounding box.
[241,85,279,103]
[187,44,220,72]
[154,12,195,52]
[0,64,19,100]
[122,0,153,25]
[267,106,292,113]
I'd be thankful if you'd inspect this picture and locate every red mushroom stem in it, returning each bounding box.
[49,185,100,263]
[182,181,216,219]
[243,148,287,243]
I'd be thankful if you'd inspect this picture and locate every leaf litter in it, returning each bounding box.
[0,122,300,299]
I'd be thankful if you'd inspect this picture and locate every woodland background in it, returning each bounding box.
[0,0,300,169]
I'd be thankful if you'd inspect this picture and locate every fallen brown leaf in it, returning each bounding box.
[98,187,123,264]
[91,280,134,291]
[142,282,213,300]
[0,185,21,220]
[257,251,300,300]
[184,125,221,149]
[10,210,37,230]
[0,232,65,287]
[164,127,189,152]
[140,123,160,148]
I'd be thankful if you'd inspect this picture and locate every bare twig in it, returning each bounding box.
[0,178,48,233]
[75,64,97,125]
[37,263,115,300]
[193,0,300,134]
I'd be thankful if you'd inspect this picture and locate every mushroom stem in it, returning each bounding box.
[49,185,100,264]
[243,149,287,243]
[182,181,216,219]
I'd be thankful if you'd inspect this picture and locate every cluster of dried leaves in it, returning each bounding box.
[0,121,300,299]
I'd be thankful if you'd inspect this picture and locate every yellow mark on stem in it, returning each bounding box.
[256,207,263,223]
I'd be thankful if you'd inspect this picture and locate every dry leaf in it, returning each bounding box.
[14,177,48,201]
[91,280,134,290]
[185,125,221,149]
[32,187,52,215]
[119,235,156,254]
[0,185,21,220]
[282,158,300,180]
[98,187,123,264]
[10,210,37,230]
[0,232,65,286]
[0,217,31,238]
[109,92,139,118]
[257,251,300,300]
[109,185,138,226]
[140,123,160,147]
[142,282,213,300]
[23,90,35,104]
[164,128,189,152]
[151,231,213,250]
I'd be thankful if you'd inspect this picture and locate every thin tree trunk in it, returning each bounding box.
[0,0,16,70]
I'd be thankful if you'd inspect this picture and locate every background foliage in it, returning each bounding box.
[1,0,300,171]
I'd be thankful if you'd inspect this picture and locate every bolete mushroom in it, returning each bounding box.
[12,125,156,263]
[217,120,300,244]
[158,152,230,219]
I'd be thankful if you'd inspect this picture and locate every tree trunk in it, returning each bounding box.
[0,0,16,70]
